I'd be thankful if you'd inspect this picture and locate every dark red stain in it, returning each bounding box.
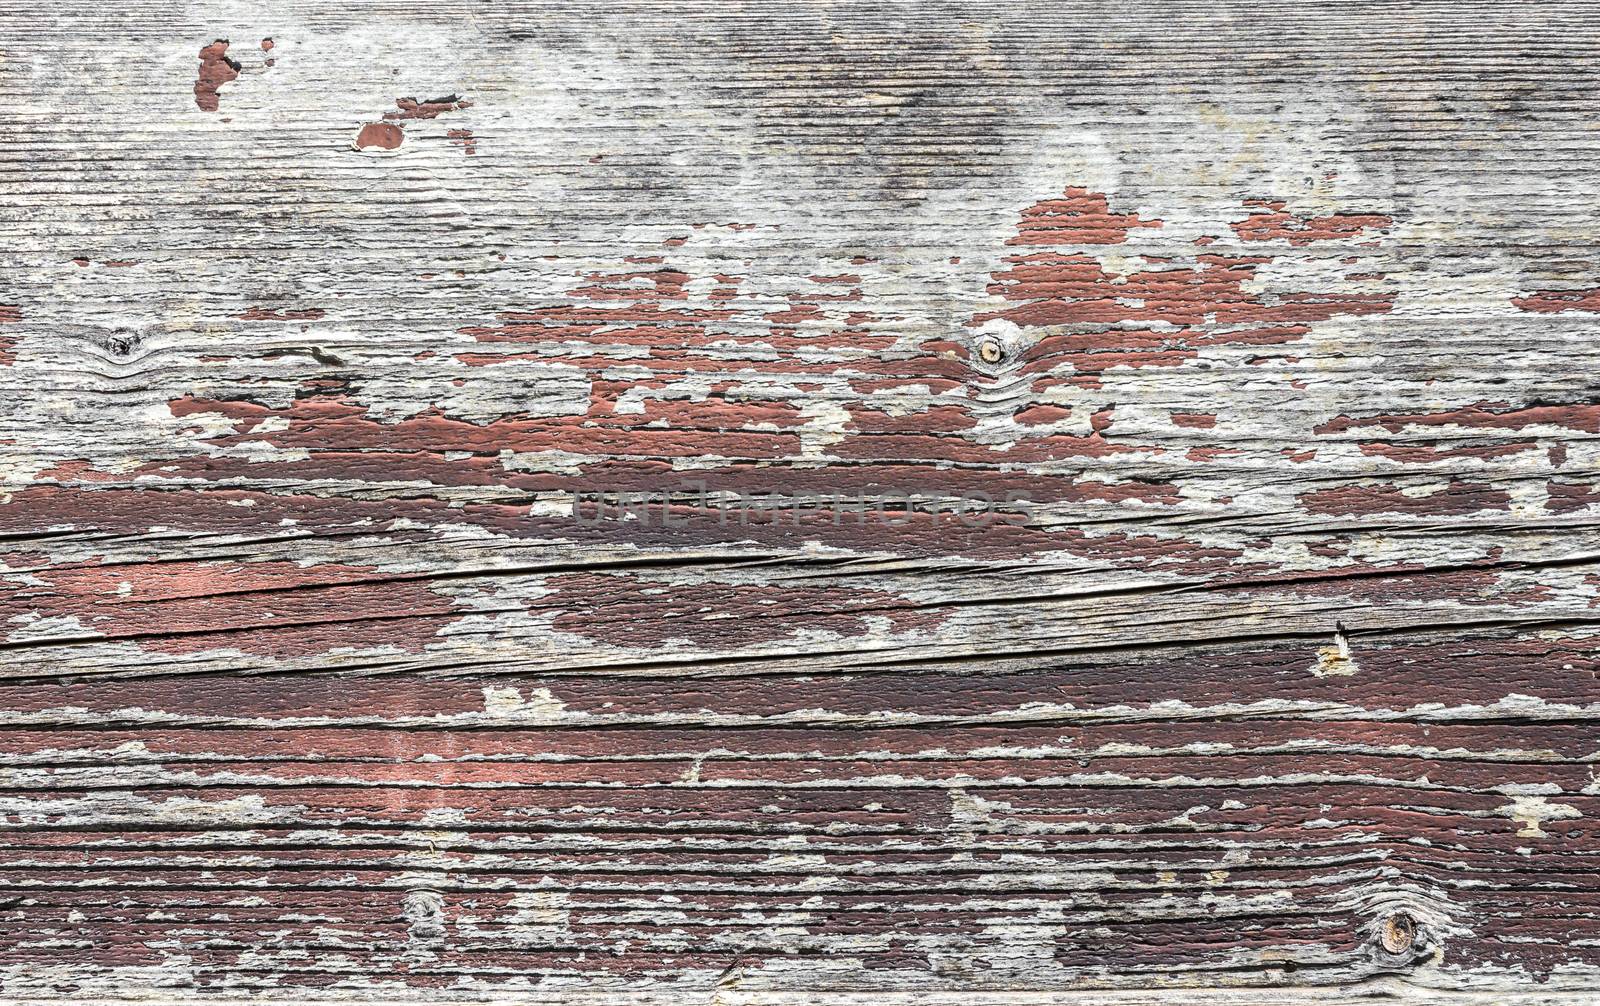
[261,37,275,67]
[355,122,404,150]
[1231,199,1392,245]
[0,557,459,657]
[1512,285,1600,314]
[193,40,241,112]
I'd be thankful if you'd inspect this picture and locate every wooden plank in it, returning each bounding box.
[1,1,1598,1000]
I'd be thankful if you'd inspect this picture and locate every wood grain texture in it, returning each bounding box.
[1,1,1599,1000]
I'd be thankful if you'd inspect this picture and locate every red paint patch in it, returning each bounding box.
[167,392,801,461]
[448,128,477,155]
[1301,481,1512,517]
[1547,482,1600,513]
[1231,200,1391,245]
[970,188,1394,385]
[385,94,472,120]
[355,122,403,150]
[1318,403,1600,436]
[1014,404,1072,425]
[1358,441,1539,464]
[1512,286,1600,314]
[193,40,240,112]
[1007,186,1163,245]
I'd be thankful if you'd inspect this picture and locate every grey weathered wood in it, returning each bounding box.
[1,1,1599,1001]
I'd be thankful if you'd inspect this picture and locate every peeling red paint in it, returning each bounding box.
[1359,441,1539,464]
[167,392,802,460]
[193,40,240,112]
[385,94,472,120]
[1547,482,1600,513]
[1301,481,1513,516]
[1231,199,1391,245]
[977,252,1390,331]
[1318,403,1600,436]
[1007,186,1163,245]
[968,188,1394,390]
[354,122,404,150]
[7,19,1599,995]
[1014,404,1072,425]
[1512,286,1600,314]
[0,558,460,656]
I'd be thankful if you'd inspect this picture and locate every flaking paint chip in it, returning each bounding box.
[355,122,404,151]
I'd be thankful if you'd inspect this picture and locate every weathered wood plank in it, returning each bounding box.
[1,1,1599,1000]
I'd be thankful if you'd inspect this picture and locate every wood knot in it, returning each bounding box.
[976,337,1005,365]
[1379,911,1416,955]
[102,329,142,359]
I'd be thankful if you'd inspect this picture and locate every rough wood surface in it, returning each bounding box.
[1,2,1599,1001]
